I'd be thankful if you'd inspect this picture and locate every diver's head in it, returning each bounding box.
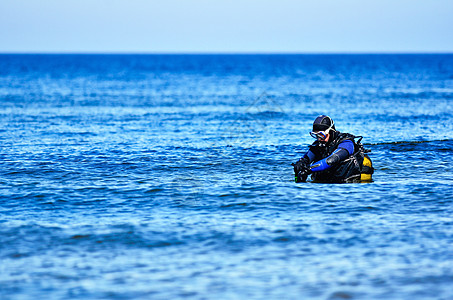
[310,115,336,145]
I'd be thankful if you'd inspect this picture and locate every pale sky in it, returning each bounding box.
[1,0,452,53]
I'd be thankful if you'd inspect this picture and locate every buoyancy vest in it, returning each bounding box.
[308,131,374,183]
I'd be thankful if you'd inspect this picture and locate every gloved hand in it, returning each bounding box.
[292,158,311,183]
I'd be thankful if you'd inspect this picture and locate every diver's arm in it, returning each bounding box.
[310,140,354,172]
[304,149,316,163]
[294,149,315,171]
[293,150,315,182]
[294,149,315,167]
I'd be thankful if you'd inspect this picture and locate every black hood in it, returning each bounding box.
[313,115,335,132]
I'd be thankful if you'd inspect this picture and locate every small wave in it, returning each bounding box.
[220,202,247,208]
[365,139,453,152]
[365,138,453,146]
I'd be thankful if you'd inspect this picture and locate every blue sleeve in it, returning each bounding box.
[302,149,316,162]
[310,141,354,172]
[338,140,354,155]
[310,157,330,172]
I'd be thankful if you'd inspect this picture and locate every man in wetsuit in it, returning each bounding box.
[293,115,365,183]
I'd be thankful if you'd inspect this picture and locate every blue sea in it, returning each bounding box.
[1,54,453,299]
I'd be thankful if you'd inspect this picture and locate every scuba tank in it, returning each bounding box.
[341,136,374,183]
[360,154,373,182]
[356,136,374,182]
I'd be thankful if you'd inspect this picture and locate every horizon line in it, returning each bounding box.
[1,51,453,55]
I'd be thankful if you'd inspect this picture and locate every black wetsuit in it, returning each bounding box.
[296,131,366,183]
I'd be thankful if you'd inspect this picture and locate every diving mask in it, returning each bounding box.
[310,115,335,142]
[310,129,329,140]
[310,126,336,140]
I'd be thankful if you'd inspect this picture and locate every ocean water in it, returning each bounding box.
[0,54,453,299]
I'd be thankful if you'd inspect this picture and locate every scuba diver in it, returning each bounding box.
[293,115,373,183]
